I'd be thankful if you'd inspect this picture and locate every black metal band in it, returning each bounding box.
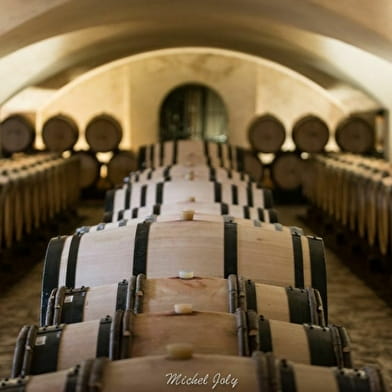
[291,233,304,288]
[137,146,146,169]
[307,236,328,322]
[140,184,147,207]
[247,184,254,207]
[263,189,274,208]
[258,316,273,354]
[61,288,88,324]
[217,143,224,167]
[243,206,250,219]
[226,168,232,179]
[214,182,222,203]
[147,170,152,180]
[30,326,64,374]
[96,317,112,358]
[285,287,311,324]
[172,140,178,164]
[334,369,371,392]
[116,280,128,311]
[41,236,66,325]
[268,209,279,223]
[149,144,155,168]
[227,275,239,313]
[203,141,211,165]
[224,222,238,277]
[104,190,114,213]
[209,167,216,181]
[231,184,238,205]
[155,183,164,204]
[66,234,82,289]
[153,204,161,215]
[125,183,132,210]
[279,359,297,392]
[133,222,151,275]
[303,324,337,366]
[236,147,244,172]
[159,143,164,167]
[244,279,258,312]
[131,207,138,218]
[220,203,229,215]
[163,165,171,180]
[117,210,124,221]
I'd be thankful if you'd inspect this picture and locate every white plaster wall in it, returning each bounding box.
[38,49,347,151]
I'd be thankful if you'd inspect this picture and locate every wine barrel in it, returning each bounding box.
[72,151,100,189]
[107,180,273,216]
[0,115,35,154]
[128,164,250,184]
[377,177,392,255]
[107,151,137,186]
[85,114,122,152]
[138,140,245,171]
[292,115,329,153]
[14,311,349,376]
[40,220,327,323]
[44,275,325,327]
[335,116,375,154]
[105,202,278,224]
[243,151,263,183]
[80,212,302,234]
[248,114,286,153]
[3,353,385,392]
[271,152,303,191]
[42,114,79,152]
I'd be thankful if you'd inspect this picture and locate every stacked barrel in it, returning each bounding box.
[306,153,392,256]
[1,140,386,392]
[0,153,79,250]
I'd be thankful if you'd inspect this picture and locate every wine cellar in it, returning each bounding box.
[0,2,391,391]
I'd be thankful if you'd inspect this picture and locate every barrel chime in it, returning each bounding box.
[2,140,386,391]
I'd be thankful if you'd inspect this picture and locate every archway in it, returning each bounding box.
[159,83,228,143]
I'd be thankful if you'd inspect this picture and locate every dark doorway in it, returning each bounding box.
[159,83,228,142]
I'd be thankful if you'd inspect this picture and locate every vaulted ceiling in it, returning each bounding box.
[1,0,392,109]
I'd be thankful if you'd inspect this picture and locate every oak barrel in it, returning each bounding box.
[72,151,100,189]
[107,180,274,216]
[0,115,35,154]
[44,275,325,327]
[292,115,329,153]
[138,140,245,170]
[42,114,79,152]
[271,152,303,190]
[40,220,327,322]
[128,164,250,184]
[248,114,286,153]
[3,353,385,392]
[335,116,375,154]
[107,151,137,186]
[243,151,264,183]
[104,201,279,224]
[85,114,122,152]
[14,311,349,376]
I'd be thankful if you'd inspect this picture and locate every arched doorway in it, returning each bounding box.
[159,83,228,143]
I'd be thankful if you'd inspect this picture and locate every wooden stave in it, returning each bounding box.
[85,114,123,153]
[138,140,246,171]
[247,114,286,153]
[104,201,279,224]
[128,164,251,184]
[42,114,79,152]
[79,212,302,235]
[292,115,329,153]
[2,354,386,392]
[44,275,325,327]
[14,310,349,376]
[40,220,327,324]
[109,180,273,216]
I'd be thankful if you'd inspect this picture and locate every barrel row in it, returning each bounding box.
[2,353,386,392]
[248,114,375,154]
[0,153,79,249]
[12,309,351,377]
[306,154,392,255]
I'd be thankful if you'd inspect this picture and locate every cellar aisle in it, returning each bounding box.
[0,202,390,389]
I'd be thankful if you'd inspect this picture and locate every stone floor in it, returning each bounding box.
[0,201,391,389]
